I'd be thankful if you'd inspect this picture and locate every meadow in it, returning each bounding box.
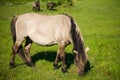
[0,0,120,80]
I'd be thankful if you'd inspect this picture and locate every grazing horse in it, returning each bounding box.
[46,2,56,10]
[32,0,40,11]
[10,13,88,76]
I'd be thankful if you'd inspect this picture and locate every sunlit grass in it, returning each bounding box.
[0,0,120,80]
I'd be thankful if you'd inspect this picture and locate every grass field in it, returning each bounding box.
[0,0,120,80]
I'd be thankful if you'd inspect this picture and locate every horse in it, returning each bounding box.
[32,0,40,11]
[46,2,57,10]
[10,13,89,76]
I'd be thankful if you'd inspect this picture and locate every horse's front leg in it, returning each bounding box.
[59,42,67,73]
[60,47,67,73]
[53,49,60,69]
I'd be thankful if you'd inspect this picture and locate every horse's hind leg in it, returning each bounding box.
[24,37,34,67]
[10,40,23,68]
[10,46,16,68]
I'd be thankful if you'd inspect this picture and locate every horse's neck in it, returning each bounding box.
[70,17,84,52]
[74,32,84,52]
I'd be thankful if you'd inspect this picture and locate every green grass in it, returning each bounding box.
[0,0,120,80]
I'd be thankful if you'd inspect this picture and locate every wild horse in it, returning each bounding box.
[32,0,40,11]
[10,13,89,75]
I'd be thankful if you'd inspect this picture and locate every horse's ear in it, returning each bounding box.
[73,50,78,54]
[85,46,90,53]
[85,46,89,59]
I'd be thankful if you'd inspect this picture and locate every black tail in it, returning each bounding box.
[11,16,18,43]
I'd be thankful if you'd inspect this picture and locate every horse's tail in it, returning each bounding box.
[11,15,18,43]
[70,17,87,67]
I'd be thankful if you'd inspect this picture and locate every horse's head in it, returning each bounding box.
[73,46,89,76]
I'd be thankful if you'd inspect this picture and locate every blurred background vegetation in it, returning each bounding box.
[0,0,74,6]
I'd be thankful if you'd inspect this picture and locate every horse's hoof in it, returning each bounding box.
[26,62,34,67]
[54,66,58,70]
[30,62,34,67]
[9,62,15,69]
[53,63,58,70]
[61,67,68,73]
[78,71,85,76]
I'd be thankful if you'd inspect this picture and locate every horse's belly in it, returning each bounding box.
[29,34,57,46]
